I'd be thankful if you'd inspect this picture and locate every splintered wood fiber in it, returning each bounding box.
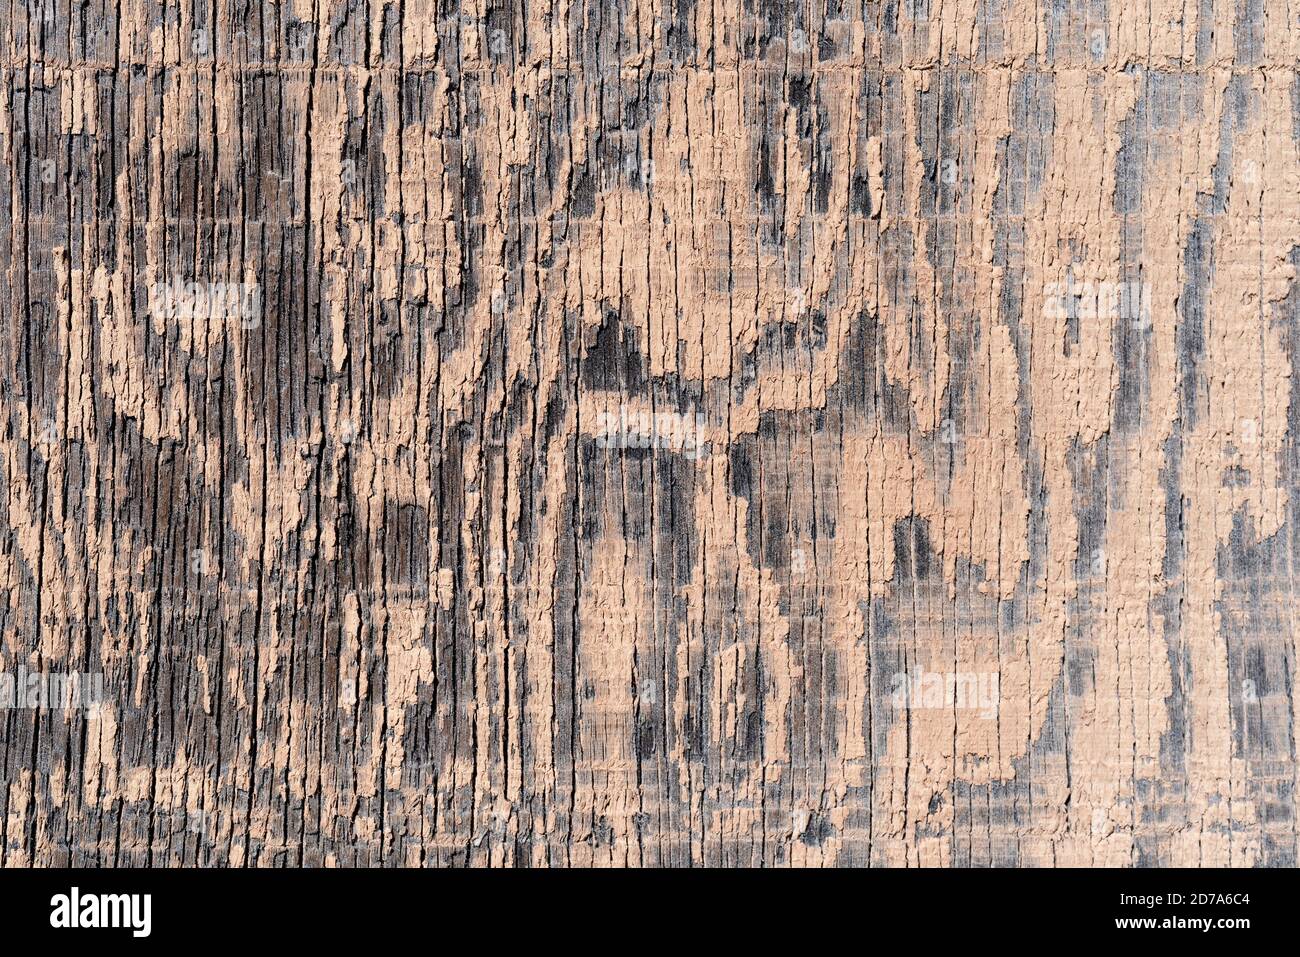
[1,0,1298,869]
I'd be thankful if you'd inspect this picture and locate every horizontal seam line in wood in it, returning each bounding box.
[3,61,1298,74]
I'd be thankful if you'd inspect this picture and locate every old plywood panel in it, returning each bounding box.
[0,2,1296,867]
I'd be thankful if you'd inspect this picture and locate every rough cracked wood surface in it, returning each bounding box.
[2,1,1299,868]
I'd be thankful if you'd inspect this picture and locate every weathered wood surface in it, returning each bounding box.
[1,1,1297,867]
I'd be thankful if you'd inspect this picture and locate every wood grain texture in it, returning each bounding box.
[1,1,1297,867]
